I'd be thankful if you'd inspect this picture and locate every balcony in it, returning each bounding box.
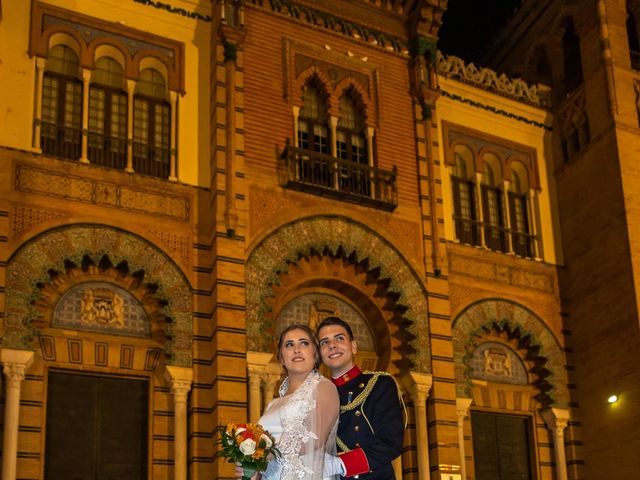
[281,142,397,211]
[40,122,171,179]
[41,122,81,160]
[454,216,537,258]
[88,132,127,171]
[133,142,171,179]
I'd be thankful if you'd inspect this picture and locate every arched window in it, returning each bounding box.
[451,145,479,246]
[134,68,171,178]
[337,89,367,164]
[627,4,640,69]
[481,155,507,252]
[298,80,329,154]
[528,45,552,88]
[509,167,533,257]
[41,45,82,159]
[223,0,242,26]
[88,57,127,169]
[337,88,369,196]
[562,19,584,93]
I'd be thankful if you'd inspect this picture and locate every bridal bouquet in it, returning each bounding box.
[217,423,280,480]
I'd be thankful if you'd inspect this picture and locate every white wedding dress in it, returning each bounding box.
[259,370,339,480]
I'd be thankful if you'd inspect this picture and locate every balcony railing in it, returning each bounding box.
[484,223,508,253]
[40,122,173,180]
[133,142,170,179]
[281,142,397,211]
[41,122,81,160]
[453,216,480,246]
[454,216,538,258]
[88,132,127,170]
[511,230,536,258]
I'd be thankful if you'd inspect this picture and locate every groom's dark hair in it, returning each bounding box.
[316,316,354,341]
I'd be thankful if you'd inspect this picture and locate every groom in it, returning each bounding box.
[317,317,404,480]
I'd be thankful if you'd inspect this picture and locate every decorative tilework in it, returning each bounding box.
[3,224,192,366]
[277,293,374,351]
[54,282,148,337]
[452,299,568,408]
[246,215,430,373]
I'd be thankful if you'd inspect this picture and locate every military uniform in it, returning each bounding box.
[331,365,404,480]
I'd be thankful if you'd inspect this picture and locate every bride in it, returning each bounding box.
[241,324,341,480]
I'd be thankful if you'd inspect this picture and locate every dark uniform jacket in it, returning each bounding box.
[331,365,404,480]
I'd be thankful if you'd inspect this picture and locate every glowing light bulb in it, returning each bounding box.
[607,394,618,404]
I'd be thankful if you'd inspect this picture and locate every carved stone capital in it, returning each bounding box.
[401,371,433,405]
[541,407,570,435]
[456,397,473,422]
[0,349,34,388]
[165,365,193,401]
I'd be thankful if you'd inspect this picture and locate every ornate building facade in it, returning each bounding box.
[0,1,636,479]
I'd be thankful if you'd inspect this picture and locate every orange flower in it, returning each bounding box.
[252,448,265,459]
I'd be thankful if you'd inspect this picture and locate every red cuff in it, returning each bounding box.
[338,448,370,477]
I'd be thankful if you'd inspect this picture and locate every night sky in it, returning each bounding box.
[437,0,523,64]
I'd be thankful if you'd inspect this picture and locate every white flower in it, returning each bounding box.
[260,433,273,448]
[239,438,257,455]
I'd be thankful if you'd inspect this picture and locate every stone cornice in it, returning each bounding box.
[436,50,551,108]
[248,0,411,55]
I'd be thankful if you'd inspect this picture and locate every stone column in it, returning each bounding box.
[292,106,300,147]
[542,408,570,480]
[330,115,339,190]
[246,352,273,422]
[33,57,46,153]
[169,90,178,181]
[125,79,136,173]
[528,189,541,259]
[263,368,281,408]
[366,126,375,198]
[402,372,433,480]
[475,172,486,247]
[456,398,473,480]
[502,180,513,253]
[165,366,193,480]
[80,68,91,164]
[1,349,35,480]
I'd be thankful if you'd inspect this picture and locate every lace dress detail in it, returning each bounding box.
[260,370,338,480]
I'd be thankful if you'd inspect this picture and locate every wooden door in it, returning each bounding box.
[45,371,148,480]
[471,411,536,480]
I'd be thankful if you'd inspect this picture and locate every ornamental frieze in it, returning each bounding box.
[15,164,190,221]
[436,51,551,107]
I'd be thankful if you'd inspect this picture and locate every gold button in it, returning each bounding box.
[359,382,365,388]
[354,426,360,432]
[355,443,360,447]
[355,411,361,416]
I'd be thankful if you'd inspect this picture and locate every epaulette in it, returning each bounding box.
[340,371,391,412]
[341,370,408,429]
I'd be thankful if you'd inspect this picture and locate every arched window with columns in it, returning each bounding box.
[481,154,507,252]
[298,78,330,155]
[41,45,82,160]
[562,18,584,94]
[337,87,369,196]
[451,144,480,246]
[134,68,171,178]
[88,56,128,169]
[509,164,534,257]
